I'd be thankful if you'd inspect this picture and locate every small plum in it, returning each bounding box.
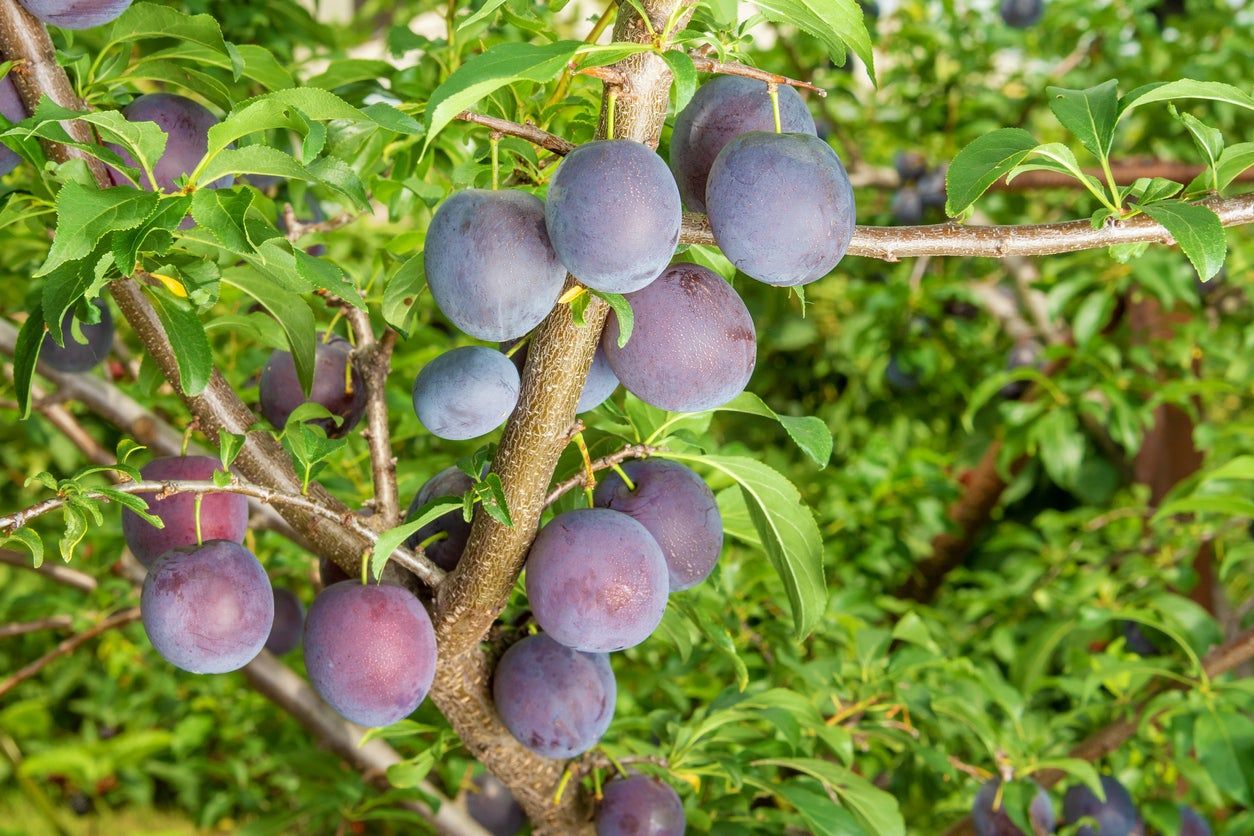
[121,455,249,568]
[1000,0,1044,27]
[265,587,304,656]
[1062,776,1144,836]
[596,775,685,836]
[259,333,366,438]
[404,467,475,571]
[0,75,27,177]
[40,299,113,373]
[972,779,1055,836]
[1178,805,1211,836]
[894,150,928,182]
[465,773,525,836]
[18,0,132,29]
[412,346,520,440]
[892,187,924,225]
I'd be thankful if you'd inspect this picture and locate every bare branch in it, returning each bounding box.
[847,158,1254,192]
[345,308,401,530]
[456,111,575,156]
[0,607,141,700]
[544,443,660,507]
[0,549,97,592]
[0,615,73,639]
[282,204,359,241]
[689,53,826,96]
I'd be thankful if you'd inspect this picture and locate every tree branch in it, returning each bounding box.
[544,443,660,507]
[0,549,97,592]
[345,309,401,530]
[0,607,141,700]
[689,51,826,96]
[847,159,1254,191]
[0,615,74,639]
[456,111,575,156]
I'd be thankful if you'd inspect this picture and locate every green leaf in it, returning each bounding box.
[751,0,875,82]
[196,146,313,187]
[1139,201,1226,281]
[708,392,832,467]
[1046,80,1118,160]
[295,250,365,310]
[1032,409,1084,489]
[1,529,44,568]
[1071,291,1114,346]
[370,500,462,581]
[592,290,633,347]
[13,300,45,419]
[1213,142,1254,191]
[1120,79,1254,123]
[1176,112,1223,192]
[945,129,1038,216]
[661,50,697,111]
[457,0,511,31]
[100,3,231,56]
[306,59,396,90]
[143,286,213,396]
[113,195,192,273]
[659,453,825,638]
[1194,711,1254,805]
[190,188,255,255]
[220,267,316,396]
[755,759,904,836]
[41,246,115,345]
[382,254,426,338]
[39,184,159,279]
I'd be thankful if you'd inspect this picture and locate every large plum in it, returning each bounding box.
[492,633,616,759]
[122,455,249,568]
[264,587,304,656]
[705,131,855,286]
[594,459,722,591]
[141,540,273,674]
[404,467,474,571]
[1062,776,1144,836]
[972,779,1055,835]
[602,263,755,413]
[670,76,815,212]
[545,139,681,294]
[465,773,525,836]
[304,581,438,727]
[41,299,113,373]
[412,346,520,440]
[596,774,685,836]
[425,190,566,341]
[18,0,131,29]
[525,508,668,653]
[0,75,27,177]
[107,93,231,192]
[259,333,366,438]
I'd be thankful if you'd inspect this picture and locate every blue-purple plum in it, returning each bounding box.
[999,340,1042,401]
[106,94,231,191]
[1063,776,1144,836]
[318,556,352,588]
[41,299,113,373]
[260,333,365,438]
[545,140,681,294]
[594,459,722,591]
[919,167,948,208]
[0,75,27,177]
[670,76,815,212]
[972,779,1055,836]
[265,587,304,656]
[122,455,249,568]
[492,633,616,759]
[603,263,756,413]
[425,190,566,341]
[412,346,520,440]
[141,540,273,674]
[894,150,928,182]
[705,131,855,286]
[525,508,668,653]
[597,775,685,836]
[465,773,525,836]
[1001,0,1043,27]
[304,582,438,727]
[892,187,924,225]
[18,0,131,29]
[1178,806,1211,836]
[404,467,474,571]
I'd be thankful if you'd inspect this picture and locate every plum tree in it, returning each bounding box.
[594,459,722,591]
[303,581,438,727]
[141,540,274,674]
[106,93,231,191]
[525,508,668,653]
[1179,806,1211,836]
[669,76,816,212]
[425,190,567,341]
[491,633,616,759]
[1062,776,1144,836]
[1000,0,1044,27]
[972,779,1055,835]
[464,773,525,836]
[602,263,756,413]
[596,774,685,836]
[121,455,249,567]
[259,333,366,438]
[411,345,520,440]
[265,587,304,656]
[0,75,26,177]
[17,0,132,29]
[545,139,681,293]
[501,340,618,413]
[705,131,856,286]
[403,466,474,571]
[40,299,113,373]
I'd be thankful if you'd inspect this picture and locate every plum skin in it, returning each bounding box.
[18,0,132,29]
[106,93,231,192]
[41,299,113,373]
[404,467,474,571]
[594,459,722,591]
[1000,0,1043,27]
[141,540,274,674]
[525,508,668,653]
[670,76,816,212]
[265,587,304,656]
[304,582,438,727]
[492,633,616,759]
[545,139,681,294]
[596,774,685,836]
[465,773,525,836]
[259,333,366,438]
[705,131,856,287]
[425,190,567,341]
[972,779,1055,836]
[412,346,520,441]
[121,455,249,568]
[0,75,27,177]
[1062,775,1144,836]
[603,263,756,413]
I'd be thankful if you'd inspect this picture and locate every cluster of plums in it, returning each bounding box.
[411,75,855,440]
[889,150,947,225]
[972,775,1209,836]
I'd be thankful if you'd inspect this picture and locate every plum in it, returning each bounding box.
[122,455,249,568]
[1178,805,1211,836]
[465,773,525,836]
[545,139,681,294]
[602,263,756,413]
[594,459,722,591]
[1000,0,1044,27]
[40,299,113,373]
[18,0,132,29]
[894,150,928,183]
[318,556,353,588]
[972,779,1055,835]
[0,75,27,178]
[596,774,685,836]
[304,581,438,727]
[525,508,668,653]
[670,76,815,212]
[425,189,566,341]
[1062,776,1144,836]
[265,587,304,656]
[404,467,474,571]
[412,346,520,440]
[141,540,273,674]
[107,94,231,192]
[892,187,924,225]
[259,333,366,438]
[705,131,855,286]
[492,633,616,759]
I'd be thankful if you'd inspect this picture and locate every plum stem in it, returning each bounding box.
[606,89,617,140]
[767,82,782,133]
[490,131,502,190]
[609,462,636,492]
[504,336,531,359]
[416,530,449,551]
[193,494,204,546]
[551,766,575,805]
[572,432,597,506]
[557,285,587,305]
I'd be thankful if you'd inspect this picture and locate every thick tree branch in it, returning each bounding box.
[456,111,575,156]
[0,607,141,700]
[0,549,97,592]
[680,193,1254,260]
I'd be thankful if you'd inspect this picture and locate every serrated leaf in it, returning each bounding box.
[592,290,633,347]
[457,0,511,31]
[1213,143,1254,191]
[196,146,313,187]
[100,3,231,56]
[370,500,462,580]
[945,129,1038,216]
[39,184,159,279]
[1176,112,1223,193]
[295,250,365,310]
[1140,200,1226,281]
[144,286,213,396]
[190,188,255,254]
[382,254,426,338]
[705,392,832,467]
[1120,79,1254,123]
[220,267,316,396]
[751,0,874,82]
[113,195,192,273]
[661,50,697,111]
[13,300,45,419]
[1046,80,1118,160]
[754,759,904,836]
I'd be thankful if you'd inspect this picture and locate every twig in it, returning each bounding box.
[0,608,141,700]
[689,54,826,96]
[544,443,659,507]
[456,111,576,156]
[281,204,359,241]
[571,63,631,88]
[345,308,401,530]
[848,158,1254,193]
[0,615,74,639]
[0,549,97,592]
